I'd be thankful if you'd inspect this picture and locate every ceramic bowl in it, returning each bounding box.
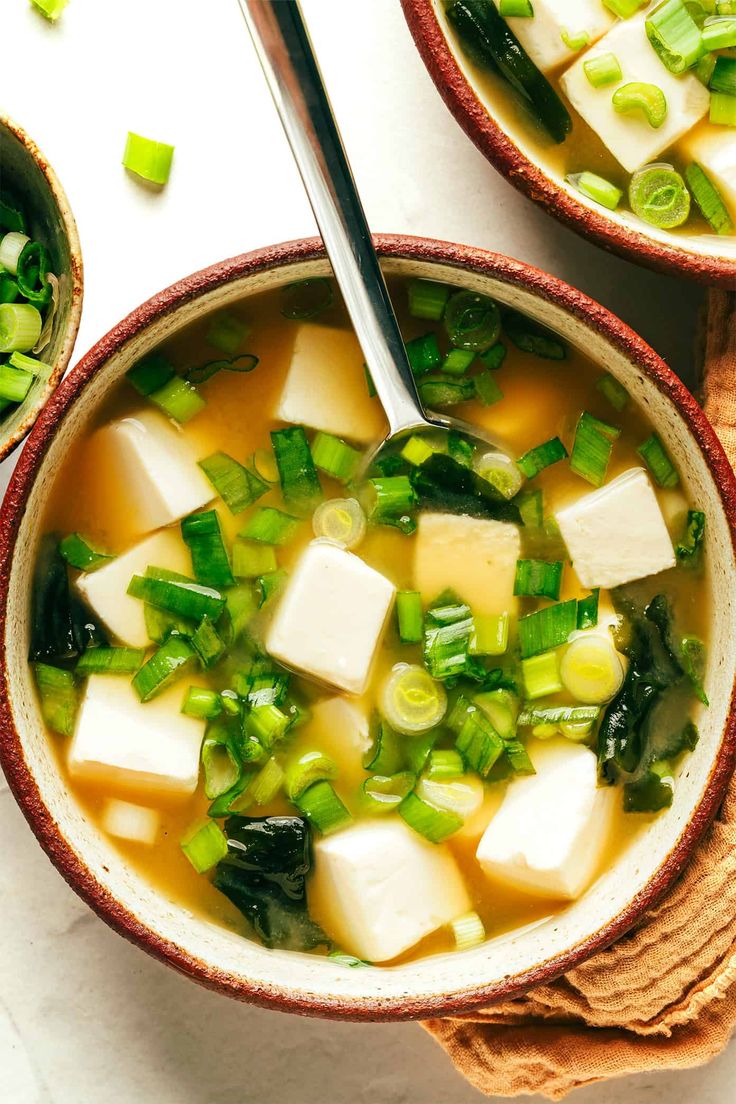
[1,236,735,1020]
[401,0,736,286]
[0,113,83,461]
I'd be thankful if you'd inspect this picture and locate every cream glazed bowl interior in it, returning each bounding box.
[1,235,736,1020]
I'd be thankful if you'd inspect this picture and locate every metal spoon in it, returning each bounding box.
[236,0,512,478]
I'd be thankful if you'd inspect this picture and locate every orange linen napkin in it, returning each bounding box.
[423,289,736,1099]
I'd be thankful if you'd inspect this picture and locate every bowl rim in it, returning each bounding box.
[2,233,736,1021]
[400,0,736,288]
[0,112,84,462]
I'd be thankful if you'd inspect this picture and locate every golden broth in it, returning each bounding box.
[35,277,707,965]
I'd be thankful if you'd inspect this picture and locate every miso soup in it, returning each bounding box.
[30,274,708,966]
[442,0,736,239]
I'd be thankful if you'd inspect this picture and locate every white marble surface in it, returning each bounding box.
[0,0,731,1101]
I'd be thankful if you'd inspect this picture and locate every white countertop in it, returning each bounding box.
[1,1,731,1101]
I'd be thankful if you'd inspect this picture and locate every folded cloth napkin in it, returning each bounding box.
[423,289,736,1100]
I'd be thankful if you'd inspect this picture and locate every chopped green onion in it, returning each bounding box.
[149,376,205,423]
[444,291,501,353]
[474,371,504,406]
[470,612,509,656]
[181,510,234,588]
[423,600,474,680]
[398,791,462,843]
[127,353,174,396]
[475,688,518,739]
[0,364,33,403]
[416,775,484,816]
[182,686,223,720]
[198,451,268,514]
[504,311,566,360]
[310,432,360,482]
[201,731,241,800]
[132,635,196,702]
[518,704,600,727]
[365,475,417,521]
[577,589,600,630]
[584,51,622,87]
[380,663,447,733]
[258,569,288,607]
[448,430,475,468]
[285,750,337,801]
[710,54,736,95]
[205,312,248,356]
[675,509,705,564]
[681,635,709,705]
[603,0,649,16]
[479,343,507,371]
[521,650,563,699]
[613,82,668,128]
[567,171,623,211]
[518,599,577,659]
[0,273,19,305]
[517,488,543,528]
[245,703,290,750]
[251,448,280,484]
[271,426,322,509]
[240,506,301,545]
[427,749,465,779]
[702,15,736,48]
[250,757,285,805]
[31,0,69,18]
[500,0,533,14]
[449,698,505,777]
[514,559,563,600]
[695,52,717,85]
[517,436,568,479]
[233,540,278,578]
[570,411,621,487]
[404,729,439,776]
[363,717,404,776]
[646,0,704,73]
[596,373,629,412]
[280,278,333,320]
[128,570,225,622]
[181,821,229,874]
[34,662,77,736]
[407,279,450,321]
[8,351,50,379]
[76,647,144,676]
[0,302,42,353]
[629,164,691,228]
[17,241,52,307]
[561,28,591,50]
[123,132,175,186]
[59,533,112,572]
[637,433,680,487]
[312,497,366,549]
[296,780,352,834]
[401,435,435,466]
[441,348,475,376]
[473,450,523,499]
[451,911,486,950]
[191,617,226,668]
[406,333,442,375]
[685,162,733,234]
[0,233,29,276]
[418,375,475,407]
[710,90,736,125]
[560,635,624,704]
[362,772,416,813]
[396,591,424,644]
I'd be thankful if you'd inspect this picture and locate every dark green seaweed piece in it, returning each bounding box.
[409,453,522,523]
[30,535,108,664]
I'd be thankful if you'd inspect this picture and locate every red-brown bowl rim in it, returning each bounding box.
[401,0,736,288]
[1,234,735,1021]
[0,112,84,461]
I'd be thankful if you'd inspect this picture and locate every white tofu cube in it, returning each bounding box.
[102,799,160,845]
[494,0,614,74]
[76,529,190,647]
[91,409,213,535]
[69,678,204,797]
[555,468,675,590]
[560,15,710,173]
[307,697,372,790]
[310,819,471,962]
[476,739,614,900]
[276,323,386,444]
[414,513,520,616]
[681,124,736,221]
[266,541,395,695]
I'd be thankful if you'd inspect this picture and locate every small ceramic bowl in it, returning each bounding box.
[402,0,736,286]
[1,236,735,1020]
[0,113,83,461]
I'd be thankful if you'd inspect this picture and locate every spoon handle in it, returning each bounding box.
[237,0,427,438]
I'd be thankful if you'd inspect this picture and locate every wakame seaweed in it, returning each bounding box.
[410,453,522,524]
[597,593,686,785]
[30,535,108,664]
[213,815,326,950]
